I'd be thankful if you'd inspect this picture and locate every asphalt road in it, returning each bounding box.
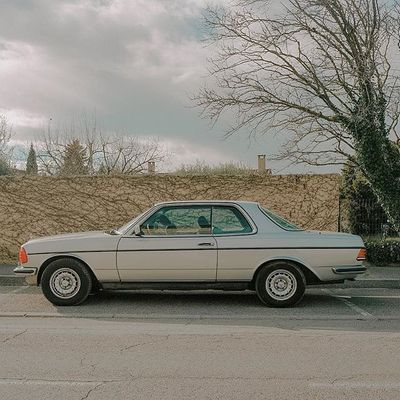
[1,286,400,399]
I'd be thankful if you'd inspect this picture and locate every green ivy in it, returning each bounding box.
[340,163,388,235]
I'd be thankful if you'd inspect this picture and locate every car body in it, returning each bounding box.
[14,200,367,306]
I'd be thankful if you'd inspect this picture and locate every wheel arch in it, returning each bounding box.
[37,255,100,288]
[250,257,321,289]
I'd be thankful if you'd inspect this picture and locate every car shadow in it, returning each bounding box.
[49,288,400,331]
[50,289,400,332]
[85,289,327,309]
[58,289,343,311]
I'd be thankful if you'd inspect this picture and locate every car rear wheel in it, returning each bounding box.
[41,259,92,306]
[255,261,306,307]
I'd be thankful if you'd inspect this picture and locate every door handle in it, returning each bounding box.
[198,242,215,247]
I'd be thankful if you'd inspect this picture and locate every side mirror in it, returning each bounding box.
[133,225,142,236]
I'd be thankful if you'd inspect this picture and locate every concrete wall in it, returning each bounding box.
[0,173,340,263]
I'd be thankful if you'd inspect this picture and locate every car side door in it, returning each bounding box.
[117,205,217,281]
[212,205,256,282]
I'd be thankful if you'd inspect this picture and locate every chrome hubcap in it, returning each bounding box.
[266,269,297,301]
[49,268,81,299]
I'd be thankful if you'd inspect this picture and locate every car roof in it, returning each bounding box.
[154,200,260,207]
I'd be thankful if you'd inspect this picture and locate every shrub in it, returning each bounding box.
[175,161,254,175]
[365,239,400,265]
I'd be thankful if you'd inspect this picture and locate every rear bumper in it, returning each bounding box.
[332,266,367,275]
[13,265,38,285]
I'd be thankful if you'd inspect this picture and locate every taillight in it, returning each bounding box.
[356,248,366,261]
[19,247,28,264]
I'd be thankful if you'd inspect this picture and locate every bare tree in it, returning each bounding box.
[0,115,12,155]
[36,119,98,175]
[36,117,166,175]
[98,135,165,175]
[196,0,400,229]
[0,115,13,175]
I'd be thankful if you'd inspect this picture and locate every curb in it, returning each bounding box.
[314,279,400,289]
[1,312,399,320]
[0,275,27,286]
[0,275,398,289]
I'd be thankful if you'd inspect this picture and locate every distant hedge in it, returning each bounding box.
[365,239,400,265]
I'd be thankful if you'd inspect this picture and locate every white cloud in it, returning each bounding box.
[0,108,47,129]
[160,137,233,170]
[0,0,313,173]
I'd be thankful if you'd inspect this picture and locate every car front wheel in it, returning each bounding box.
[255,261,306,307]
[41,258,93,306]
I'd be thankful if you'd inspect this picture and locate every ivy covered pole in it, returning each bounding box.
[352,112,400,231]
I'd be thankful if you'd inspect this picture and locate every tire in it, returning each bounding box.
[41,258,93,306]
[255,261,306,307]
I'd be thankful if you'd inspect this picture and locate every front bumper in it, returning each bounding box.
[13,265,38,285]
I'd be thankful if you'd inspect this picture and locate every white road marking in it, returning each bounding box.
[323,289,376,319]
[336,297,376,319]
[330,294,352,299]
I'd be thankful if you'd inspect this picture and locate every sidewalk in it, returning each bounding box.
[0,263,398,288]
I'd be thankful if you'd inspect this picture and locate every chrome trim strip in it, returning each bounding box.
[13,266,38,276]
[217,247,362,250]
[29,246,364,256]
[332,266,367,275]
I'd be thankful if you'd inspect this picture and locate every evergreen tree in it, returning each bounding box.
[97,163,108,175]
[0,157,11,176]
[59,139,88,175]
[26,143,38,175]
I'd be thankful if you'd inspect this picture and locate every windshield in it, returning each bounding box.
[259,207,303,231]
[117,210,148,234]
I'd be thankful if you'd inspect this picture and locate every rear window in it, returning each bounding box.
[212,206,253,235]
[259,207,302,231]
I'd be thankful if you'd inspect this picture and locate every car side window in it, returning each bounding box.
[212,206,252,235]
[140,206,212,236]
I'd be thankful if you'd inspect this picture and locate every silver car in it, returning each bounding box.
[14,200,367,307]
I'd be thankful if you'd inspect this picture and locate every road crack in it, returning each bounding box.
[120,336,169,352]
[79,382,104,400]
[79,355,97,373]
[1,329,27,344]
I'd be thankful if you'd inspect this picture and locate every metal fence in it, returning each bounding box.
[338,197,400,239]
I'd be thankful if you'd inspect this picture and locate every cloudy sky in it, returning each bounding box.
[0,0,331,173]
